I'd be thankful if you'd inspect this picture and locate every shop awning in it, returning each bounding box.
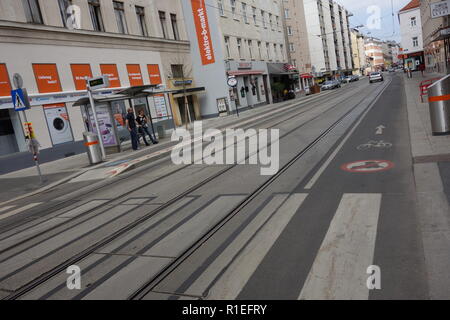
[228,70,265,76]
[300,73,314,79]
[267,63,299,75]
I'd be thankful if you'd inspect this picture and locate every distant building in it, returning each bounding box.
[398,0,425,71]
[281,0,354,85]
[365,38,385,72]
[420,0,450,74]
[350,29,367,75]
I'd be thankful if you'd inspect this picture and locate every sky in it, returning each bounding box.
[335,0,412,42]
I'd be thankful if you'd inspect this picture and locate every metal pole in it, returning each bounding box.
[22,110,44,184]
[87,85,106,160]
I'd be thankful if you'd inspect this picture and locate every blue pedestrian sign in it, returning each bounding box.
[11,88,30,112]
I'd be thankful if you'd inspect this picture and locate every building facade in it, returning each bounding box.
[399,0,425,71]
[364,37,385,72]
[0,0,197,159]
[420,0,450,74]
[281,0,354,85]
[181,0,291,118]
[350,28,367,75]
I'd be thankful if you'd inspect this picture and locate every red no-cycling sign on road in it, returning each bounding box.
[341,160,395,173]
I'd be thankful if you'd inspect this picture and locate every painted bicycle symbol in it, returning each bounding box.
[357,140,392,151]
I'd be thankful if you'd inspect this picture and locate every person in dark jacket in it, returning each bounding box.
[136,110,158,146]
[125,108,139,151]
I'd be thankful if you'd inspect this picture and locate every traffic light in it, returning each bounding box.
[24,122,35,139]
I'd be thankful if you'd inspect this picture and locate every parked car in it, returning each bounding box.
[321,80,341,90]
[342,76,353,83]
[369,72,384,83]
[351,75,360,81]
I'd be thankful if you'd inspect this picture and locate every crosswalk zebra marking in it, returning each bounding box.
[298,193,382,300]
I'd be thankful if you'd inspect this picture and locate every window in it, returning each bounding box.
[276,16,280,29]
[242,3,248,23]
[218,0,225,16]
[113,1,128,34]
[258,41,262,59]
[287,26,293,35]
[171,64,184,78]
[237,38,242,58]
[88,0,104,31]
[411,17,416,27]
[252,7,257,24]
[274,44,277,61]
[159,11,168,38]
[280,44,284,60]
[261,10,266,28]
[171,14,180,40]
[58,0,71,27]
[284,8,289,19]
[292,59,297,67]
[248,40,253,59]
[22,0,43,24]
[231,0,237,19]
[289,43,295,52]
[136,6,148,36]
[269,13,273,29]
[266,42,270,60]
[412,37,419,47]
[225,36,231,58]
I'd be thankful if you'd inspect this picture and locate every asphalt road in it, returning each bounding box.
[0,74,438,300]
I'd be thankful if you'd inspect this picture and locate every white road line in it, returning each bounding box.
[207,193,308,300]
[0,203,43,221]
[0,205,15,214]
[304,80,391,190]
[298,193,382,300]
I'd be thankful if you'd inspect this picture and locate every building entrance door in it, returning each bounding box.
[0,109,19,156]
[177,96,195,125]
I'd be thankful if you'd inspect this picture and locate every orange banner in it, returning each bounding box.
[191,0,215,65]
[126,64,144,86]
[147,64,162,85]
[33,64,62,93]
[0,64,12,97]
[71,64,93,90]
[100,64,121,88]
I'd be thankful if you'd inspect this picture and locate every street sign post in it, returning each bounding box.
[11,75,44,184]
[86,76,107,160]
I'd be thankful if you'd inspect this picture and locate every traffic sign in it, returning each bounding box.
[13,73,24,89]
[11,88,30,111]
[341,160,394,173]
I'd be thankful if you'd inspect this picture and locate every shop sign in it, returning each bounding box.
[0,64,12,97]
[148,64,162,85]
[126,64,144,86]
[32,64,62,93]
[173,80,193,86]
[431,0,449,19]
[238,62,252,69]
[191,0,215,65]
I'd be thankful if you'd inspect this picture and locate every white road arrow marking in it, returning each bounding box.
[376,125,385,135]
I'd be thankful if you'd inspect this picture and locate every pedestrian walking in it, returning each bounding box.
[125,108,139,151]
[136,110,158,146]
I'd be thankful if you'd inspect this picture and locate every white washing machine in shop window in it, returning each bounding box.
[44,105,74,145]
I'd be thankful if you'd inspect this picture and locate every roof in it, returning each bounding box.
[399,0,420,13]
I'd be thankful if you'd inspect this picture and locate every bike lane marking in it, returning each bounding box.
[340,160,395,173]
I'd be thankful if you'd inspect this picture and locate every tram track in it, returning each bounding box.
[1,79,388,299]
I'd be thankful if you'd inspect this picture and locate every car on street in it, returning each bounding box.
[321,80,341,90]
[369,72,384,83]
[342,76,353,83]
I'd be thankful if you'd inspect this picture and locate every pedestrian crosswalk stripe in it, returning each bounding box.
[206,193,308,300]
[298,193,382,300]
[0,203,42,221]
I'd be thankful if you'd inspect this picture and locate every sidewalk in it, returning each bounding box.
[404,70,450,299]
[0,92,326,205]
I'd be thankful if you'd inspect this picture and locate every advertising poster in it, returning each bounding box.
[100,64,121,88]
[127,64,144,86]
[43,104,74,145]
[87,104,117,146]
[70,64,93,90]
[32,64,62,93]
[191,0,215,65]
[148,64,162,85]
[0,64,12,97]
[154,94,168,119]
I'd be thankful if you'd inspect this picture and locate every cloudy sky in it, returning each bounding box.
[335,0,412,42]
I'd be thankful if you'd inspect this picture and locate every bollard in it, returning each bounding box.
[83,132,103,165]
[428,74,450,136]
